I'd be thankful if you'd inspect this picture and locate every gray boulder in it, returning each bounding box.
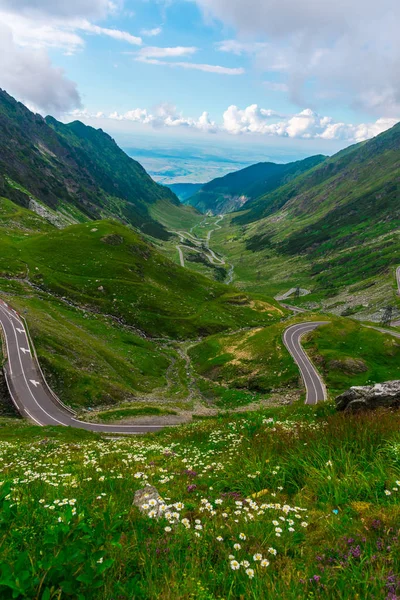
[336,380,400,412]
[133,485,165,518]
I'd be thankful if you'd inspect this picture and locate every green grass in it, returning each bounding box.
[303,318,400,395]
[0,198,286,411]
[4,217,284,339]
[189,316,400,402]
[93,405,177,422]
[0,405,398,599]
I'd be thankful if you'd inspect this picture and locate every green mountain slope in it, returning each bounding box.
[186,155,326,215]
[0,89,182,239]
[213,121,400,316]
[0,197,284,408]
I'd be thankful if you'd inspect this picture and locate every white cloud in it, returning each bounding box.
[137,56,244,75]
[140,27,162,37]
[197,0,400,115]
[137,46,197,59]
[70,103,398,142]
[222,105,399,141]
[0,0,115,19]
[76,103,218,132]
[81,22,141,45]
[0,22,81,113]
[0,1,142,54]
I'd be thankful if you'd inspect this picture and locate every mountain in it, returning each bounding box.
[166,183,203,202]
[0,89,182,239]
[232,121,400,303]
[185,155,326,214]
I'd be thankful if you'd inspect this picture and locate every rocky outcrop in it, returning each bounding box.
[336,380,400,412]
[133,485,165,518]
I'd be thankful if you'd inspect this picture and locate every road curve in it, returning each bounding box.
[0,300,164,434]
[283,322,329,405]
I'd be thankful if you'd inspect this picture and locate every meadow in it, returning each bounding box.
[0,403,399,599]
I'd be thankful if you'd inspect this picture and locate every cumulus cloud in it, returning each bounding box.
[0,22,81,113]
[222,105,398,141]
[70,102,398,142]
[0,0,141,108]
[75,103,218,132]
[200,0,400,115]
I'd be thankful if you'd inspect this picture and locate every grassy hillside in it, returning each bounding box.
[0,196,286,409]
[186,156,326,215]
[0,405,399,599]
[206,123,400,319]
[241,124,400,286]
[189,316,400,402]
[0,89,184,239]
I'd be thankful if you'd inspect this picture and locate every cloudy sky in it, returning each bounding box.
[0,0,399,152]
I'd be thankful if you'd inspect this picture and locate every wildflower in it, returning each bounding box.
[216,536,223,542]
[215,499,223,504]
[97,557,103,564]
[260,559,270,567]
[326,460,333,467]
[148,499,157,507]
[239,533,246,540]
[230,560,240,570]
[253,553,262,561]
[384,490,392,496]
[246,568,255,579]
[195,524,203,530]
[268,548,277,555]
[301,522,308,527]
[164,526,172,532]
[241,560,250,568]
[234,543,241,551]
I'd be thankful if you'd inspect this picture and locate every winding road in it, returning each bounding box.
[283,322,329,405]
[173,215,235,283]
[0,300,164,433]
[1,259,399,428]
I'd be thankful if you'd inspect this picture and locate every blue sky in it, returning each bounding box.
[0,0,399,160]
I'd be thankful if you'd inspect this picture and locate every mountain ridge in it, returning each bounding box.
[185,155,327,215]
[0,89,182,239]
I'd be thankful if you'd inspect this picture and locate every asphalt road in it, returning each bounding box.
[0,300,165,434]
[283,322,329,405]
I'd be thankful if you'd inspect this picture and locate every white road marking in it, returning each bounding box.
[20,347,31,354]
[24,408,45,426]
[30,380,40,387]
[6,311,67,426]
[16,328,25,334]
